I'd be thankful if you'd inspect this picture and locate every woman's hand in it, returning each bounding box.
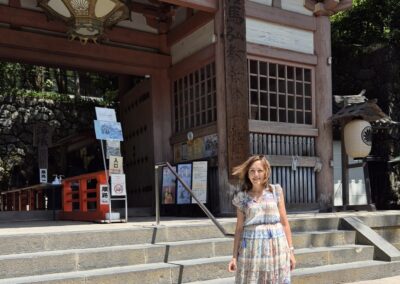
[290,252,296,271]
[228,257,237,272]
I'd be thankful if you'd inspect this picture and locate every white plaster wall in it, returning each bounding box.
[333,141,368,206]
[171,20,215,64]
[282,0,313,16]
[246,18,314,54]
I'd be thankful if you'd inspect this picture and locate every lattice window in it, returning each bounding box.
[173,62,217,133]
[248,59,313,125]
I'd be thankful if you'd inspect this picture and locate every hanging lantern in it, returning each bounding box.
[38,0,130,44]
[343,119,372,158]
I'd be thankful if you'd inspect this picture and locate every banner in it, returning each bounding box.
[176,163,192,204]
[161,166,176,204]
[191,161,208,203]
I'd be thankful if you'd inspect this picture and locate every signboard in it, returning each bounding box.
[39,168,47,184]
[100,184,109,204]
[109,156,123,174]
[161,166,176,204]
[95,107,117,122]
[191,161,208,203]
[106,140,121,158]
[111,174,126,196]
[94,120,123,141]
[176,163,192,204]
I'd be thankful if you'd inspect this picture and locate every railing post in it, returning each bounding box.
[154,164,160,226]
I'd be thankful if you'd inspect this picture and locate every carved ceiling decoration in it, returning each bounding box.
[34,0,178,43]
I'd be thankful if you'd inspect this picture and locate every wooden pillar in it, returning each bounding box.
[215,0,227,214]
[224,0,249,172]
[314,16,334,210]
[215,0,249,214]
[151,69,172,163]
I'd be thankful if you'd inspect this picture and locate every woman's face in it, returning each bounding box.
[248,160,266,187]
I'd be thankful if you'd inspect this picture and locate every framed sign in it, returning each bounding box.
[94,120,123,141]
[109,156,123,174]
[161,166,176,204]
[106,140,121,158]
[110,174,126,196]
[191,161,208,203]
[176,163,192,204]
[95,107,117,122]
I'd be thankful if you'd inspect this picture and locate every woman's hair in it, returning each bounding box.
[232,155,271,192]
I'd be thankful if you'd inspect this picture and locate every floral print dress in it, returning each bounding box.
[232,184,291,284]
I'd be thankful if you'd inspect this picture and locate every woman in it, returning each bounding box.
[228,155,296,283]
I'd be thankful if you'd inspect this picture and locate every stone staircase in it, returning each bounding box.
[0,212,399,283]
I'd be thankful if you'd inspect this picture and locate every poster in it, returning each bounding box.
[111,174,126,196]
[161,166,176,204]
[176,163,192,204]
[191,161,208,203]
[109,156,123,174]
[94,120,123,141]
[204,134,218,157]
[95,107,117,122]
[106,140,121,158]
[100,184,109,204]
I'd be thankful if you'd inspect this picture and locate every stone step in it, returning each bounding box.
[0,219,355,256]
[294,245,374,268]
[186,260,400,284]
[292,260,400,284]
[292,230,356,248]
[0,238,232,279]
[0,224,227,256]
[0,256,232,284]
[0,262,179,284]
[0,241,374,281]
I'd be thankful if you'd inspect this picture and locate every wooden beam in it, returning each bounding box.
[247,43,318,66]
[246,1,316,31]
[159,0,217,13]
[0,28,170,74]
[324,0,340,10]
[314,3,334,16]
[167,11,213,46]
[265,155,320,167]
[9,0,21,7]
[249,120,319,137]
[304,0,317,11]
[0,46,155,76]
[0,5,160,49]
[333,0,353,12]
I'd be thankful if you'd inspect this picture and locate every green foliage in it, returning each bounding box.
[331,0,400,47]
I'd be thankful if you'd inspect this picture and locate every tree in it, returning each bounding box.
[331,0,400,208]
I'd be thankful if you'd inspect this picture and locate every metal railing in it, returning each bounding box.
[154,162,233,237]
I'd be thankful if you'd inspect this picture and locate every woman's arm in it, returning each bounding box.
[228,208,244,272]
[278,186,296,270]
